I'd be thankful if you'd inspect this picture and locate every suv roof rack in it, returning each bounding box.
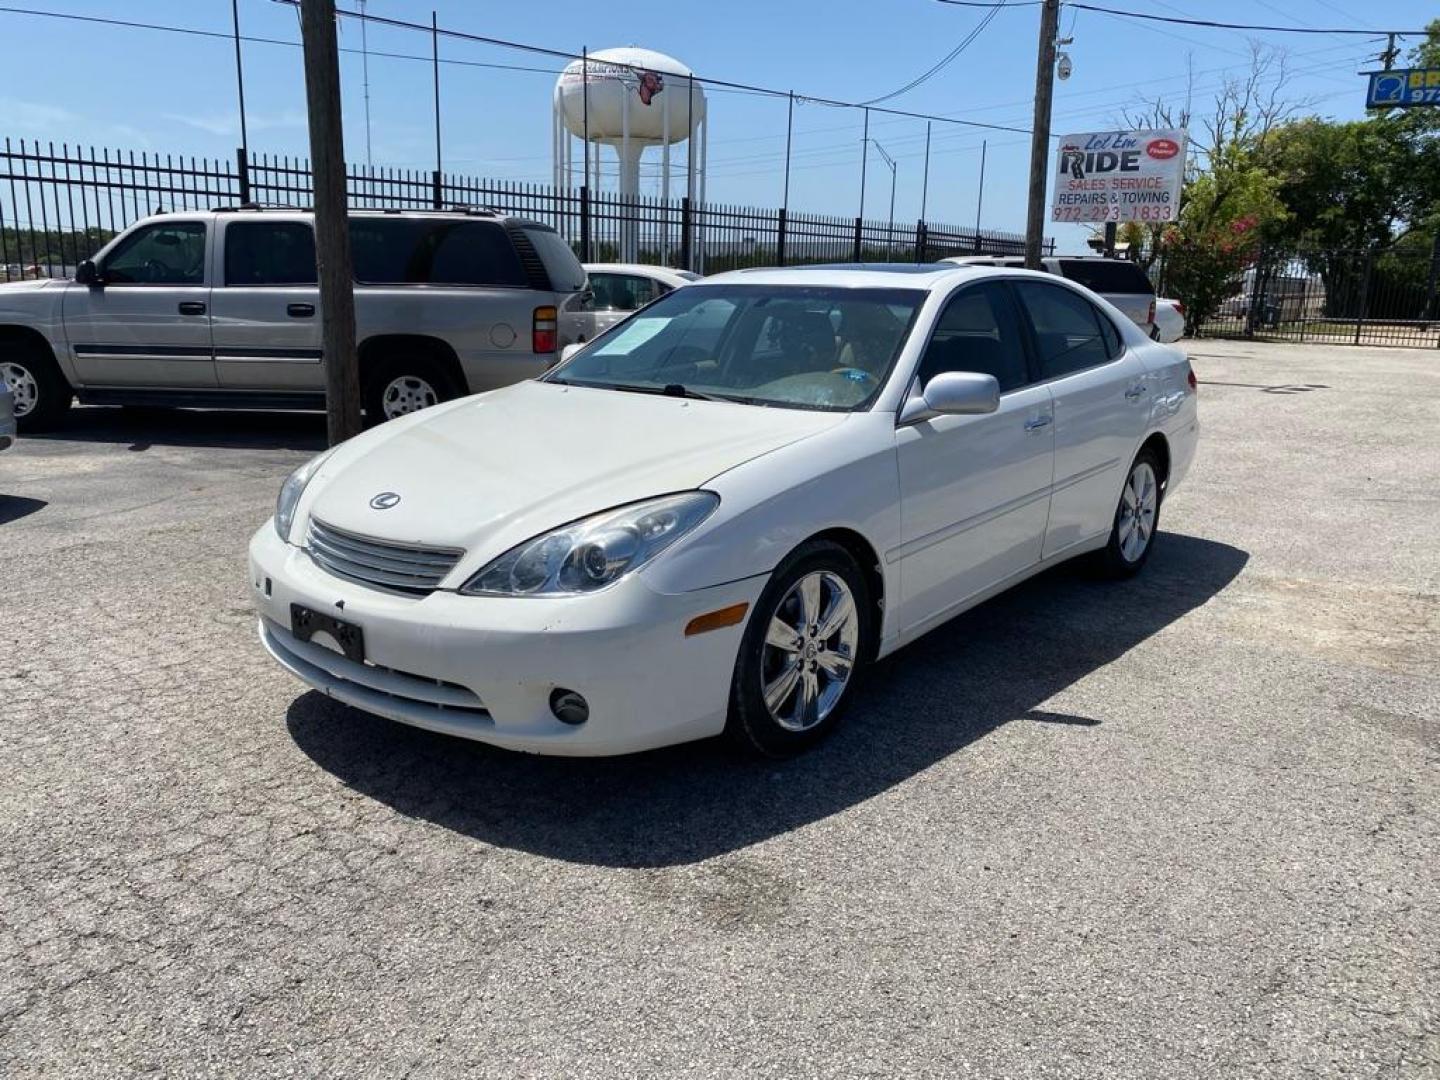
[211,202,308,212]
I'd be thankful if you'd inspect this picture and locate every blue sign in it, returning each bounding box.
[1367,69,1440,108]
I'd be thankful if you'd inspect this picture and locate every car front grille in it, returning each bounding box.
[306,518,464,594]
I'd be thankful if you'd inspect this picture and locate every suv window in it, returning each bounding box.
[919,282,1029,392]
[1014,281,1112,379]
[1056,259,1154,296]
[522,224,585,292]
[225,221,317,286]
[591,273,664,312]
[348,219,526,286]
[103,221,207,285]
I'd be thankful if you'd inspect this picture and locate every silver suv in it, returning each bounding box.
[943,255,1156,337]
[0,207,587,431]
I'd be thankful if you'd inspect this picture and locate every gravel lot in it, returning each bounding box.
[2,339,1436,1078]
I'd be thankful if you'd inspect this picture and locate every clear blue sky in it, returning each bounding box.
[1,0,1432,252]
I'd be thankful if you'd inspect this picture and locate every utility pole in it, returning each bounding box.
[300,0,362,444]
[230,0,250,203]
[1381,33,1400,71]
[1024,0,1060,269]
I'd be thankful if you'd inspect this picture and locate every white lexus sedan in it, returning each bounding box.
[250,264,1198,757]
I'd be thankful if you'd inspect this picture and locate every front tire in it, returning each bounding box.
[2,341,72,433]
[1098,448,1163,578]
[725,539,872,757]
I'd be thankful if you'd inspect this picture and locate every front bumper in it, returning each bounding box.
[249,524,766,756]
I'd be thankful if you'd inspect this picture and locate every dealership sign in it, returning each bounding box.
[1366,69,1440,108]
[1051,129,1187,224]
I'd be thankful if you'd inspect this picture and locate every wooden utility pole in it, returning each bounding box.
[1024,0,1060,269]
[300,0,361,444]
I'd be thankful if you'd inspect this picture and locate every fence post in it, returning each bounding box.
[1425,229,1440,332]
[776,207,787,267]
[432,169,442,210]
[680,196,692,272]
[580,185,592,262]
[852,217,862,263]
[236,146,250,205]
[915,220,927,264]
[1354,248,1374,346]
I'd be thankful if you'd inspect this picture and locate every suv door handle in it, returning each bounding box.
[1125,384,1147,400]
[1024,415,1052,431]
[177,301,206,316]
[287,303,315,318]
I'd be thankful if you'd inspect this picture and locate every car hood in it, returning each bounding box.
[306,380,849,563]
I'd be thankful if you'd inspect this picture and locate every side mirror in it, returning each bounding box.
[75,259,100,286]
[899,371,1000,425]
[560,342,586,364]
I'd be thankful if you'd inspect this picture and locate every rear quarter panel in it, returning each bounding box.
[355,287,557,392]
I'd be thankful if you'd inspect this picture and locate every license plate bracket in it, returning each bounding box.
[290,603,365,663]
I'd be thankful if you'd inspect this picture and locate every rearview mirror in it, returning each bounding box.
[900,371,1000,425]
[560,342,585,364]
[75,259,99,286]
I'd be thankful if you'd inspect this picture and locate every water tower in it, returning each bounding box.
[553,47,708,263]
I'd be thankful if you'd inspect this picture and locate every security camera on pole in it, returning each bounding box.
[1024,0,1061,270]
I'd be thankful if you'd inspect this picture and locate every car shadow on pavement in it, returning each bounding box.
[0,496,47,525]
[28,407,327,452]
[287,533,1248,869]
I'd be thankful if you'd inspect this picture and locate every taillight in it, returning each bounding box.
[1187,365,1197,392]
[533,306,557,354]
[1173,301,1185,316]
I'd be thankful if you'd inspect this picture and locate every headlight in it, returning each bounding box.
[274,448,337,543]
[461,491,719,597]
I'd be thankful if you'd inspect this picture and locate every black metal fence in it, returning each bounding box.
[0,137,1037,283]
[1155,243,1440,349]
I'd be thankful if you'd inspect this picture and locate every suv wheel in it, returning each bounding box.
[2,340,72,432]
[363,349,462,424]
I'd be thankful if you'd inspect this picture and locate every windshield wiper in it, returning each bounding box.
[661,383,730,402]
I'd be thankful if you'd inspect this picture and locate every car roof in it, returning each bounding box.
[701,262,1051,290]
[582,262,692,280]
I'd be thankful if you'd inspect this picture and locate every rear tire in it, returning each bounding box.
[725,539,873,758]
[1097,448,1163,578]
[362,347,463,425]
[2,340,72,433]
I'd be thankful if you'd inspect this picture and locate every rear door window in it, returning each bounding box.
[224,221,316,285]
[1014,281,1112,379]
[348,219,526,286]
[1056,259,1154,296]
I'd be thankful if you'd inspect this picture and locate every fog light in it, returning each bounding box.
[549,688,589,725]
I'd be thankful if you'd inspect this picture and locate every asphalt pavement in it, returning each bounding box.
[1,340,1436,1078]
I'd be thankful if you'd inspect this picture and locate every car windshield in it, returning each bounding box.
[548,284,926,411]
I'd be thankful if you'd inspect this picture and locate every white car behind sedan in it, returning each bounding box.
[250,264,1198,757]
[566,263,698,342]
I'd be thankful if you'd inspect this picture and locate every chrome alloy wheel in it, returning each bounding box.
[760,570,860,733]
[381,375,439,419]
[1117,460,1158,563]
[1,361,38,417]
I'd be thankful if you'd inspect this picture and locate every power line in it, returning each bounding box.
[1041,3,1429,37]
[274,1,1037,135]
[860,0,1007,105]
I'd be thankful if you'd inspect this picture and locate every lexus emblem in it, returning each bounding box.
[369,492,401,510]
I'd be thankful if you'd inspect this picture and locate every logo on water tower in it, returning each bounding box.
[637,70,664,105]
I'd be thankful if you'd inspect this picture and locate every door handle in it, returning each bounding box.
[1124,384,1147,400]
[287,303,315,318]
[177,301,206,316]
[1024,415,1052,431]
